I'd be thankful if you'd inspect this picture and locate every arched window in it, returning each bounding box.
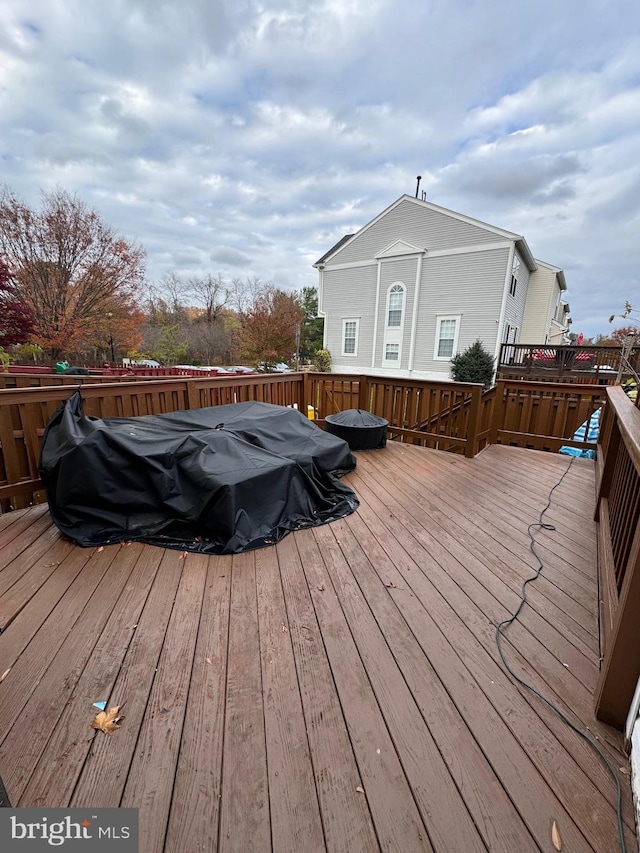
[383,282,405,367]
[387,283,405,327]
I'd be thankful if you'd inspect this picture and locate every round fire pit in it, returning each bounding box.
[324,409,388,451]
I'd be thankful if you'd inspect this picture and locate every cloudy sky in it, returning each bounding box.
[1,0,639,336]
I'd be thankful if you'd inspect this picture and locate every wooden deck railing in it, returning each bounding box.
[0,373,305,510]
[488,379,607,453]
[497,343,638,385]
[594,386,640,729]
[305,374,484,456]
[0,372,607,511]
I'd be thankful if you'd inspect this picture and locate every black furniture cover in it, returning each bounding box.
[39,393,358,554]
[324,409,388,450]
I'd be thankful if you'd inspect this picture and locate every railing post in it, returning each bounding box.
[465,384,482,457]
[358,375,370,411]
[302,372,310,415]
[595,528,640,729]
[186,379,199,411]
[489,380,505,445]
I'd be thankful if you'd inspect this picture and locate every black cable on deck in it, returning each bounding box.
[495,456,628,853]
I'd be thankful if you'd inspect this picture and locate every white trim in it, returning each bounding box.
[320,258,378,271]
[371,261,383,368]
[408,252,424,370]
[330,364,453,382]
[382,282,406,367]
[434,315,461,361]
[375,239,425,259]
[626,676,640,744]
[324,242,510,271]
[318,267,328,349]
[632,726,640,842]
[383,342,400,363]
[495,243,515,362]
[341,318,360,357]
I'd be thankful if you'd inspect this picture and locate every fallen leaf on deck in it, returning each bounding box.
[97,546,104,552]
[44,562,59,568]
[179,552,188,560]
[355,786,365,794]
[91,705,123,734]
[317,584,325,592]
[384,581,396,588]
[205,658,213,665]
[282,624,289,633]
[0,667,11,682]
[551,820,562,851]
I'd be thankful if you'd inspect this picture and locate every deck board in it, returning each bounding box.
[0,441,635,852]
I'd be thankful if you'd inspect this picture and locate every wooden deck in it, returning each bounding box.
[0,441,635,852]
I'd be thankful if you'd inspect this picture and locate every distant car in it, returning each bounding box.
[226,366,257,375]
[258,362,291,373]
[133,359,161,367]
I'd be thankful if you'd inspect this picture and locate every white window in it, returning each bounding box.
[509,253,520,297]
[503,323,518,344]
[385,343,400,361]
[434,315,461,360]
[383,282,405,367]
[342,318,359,356]
[387,283,405,327]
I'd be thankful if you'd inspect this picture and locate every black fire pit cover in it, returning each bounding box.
[324,409,388,451]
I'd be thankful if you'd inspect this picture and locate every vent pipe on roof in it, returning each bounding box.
[415,175,422,198]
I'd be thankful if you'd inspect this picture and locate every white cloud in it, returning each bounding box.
[0,0,639,333]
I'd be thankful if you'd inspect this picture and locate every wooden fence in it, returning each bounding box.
[305,374,484,456]
[594,386,640,729]
[488,379,606,452]
[0,372,608,511]
[497,343,638,385]
[0,373,304,511]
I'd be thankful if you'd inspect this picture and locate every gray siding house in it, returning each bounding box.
[314,195,570,379]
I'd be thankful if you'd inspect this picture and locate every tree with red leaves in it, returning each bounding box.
[0,260,36,348]
[238,285,303,368]
[0,187,145,360]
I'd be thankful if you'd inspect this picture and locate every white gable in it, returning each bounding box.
[323,196,514,267]
[375,239,425,259]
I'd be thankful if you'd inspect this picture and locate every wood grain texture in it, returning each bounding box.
[0,441,635,852]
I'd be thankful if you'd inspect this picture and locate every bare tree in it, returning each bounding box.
[158,271,189,322]
[228,276,267,317]
[188,273,229,323]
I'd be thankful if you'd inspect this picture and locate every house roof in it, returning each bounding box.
[314,233,354,266]
[313,194,538,271]
[534,258,567,291]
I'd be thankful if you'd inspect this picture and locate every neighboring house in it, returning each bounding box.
[519,260,571,345]
[314,194,571,380]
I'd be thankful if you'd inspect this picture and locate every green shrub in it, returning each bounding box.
[450,339,495,389]
[312,348,332,372]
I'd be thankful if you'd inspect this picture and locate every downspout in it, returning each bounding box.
[494,243,515,363]
[408,252,424,371]
[371,260,382,368]
[317,266,327,349]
